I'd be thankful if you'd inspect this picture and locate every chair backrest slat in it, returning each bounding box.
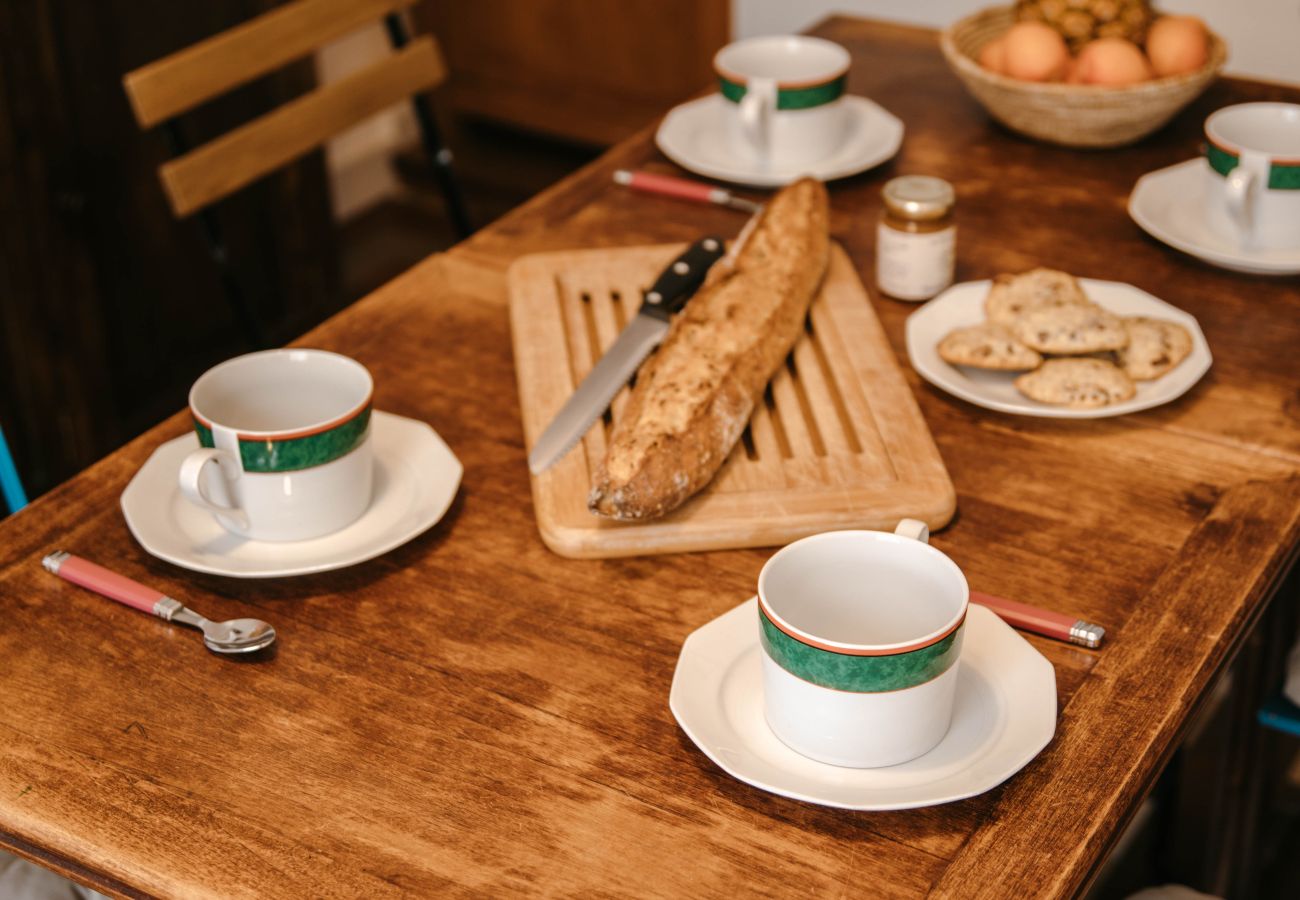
[123,0,418,129]
[158,36,444,217]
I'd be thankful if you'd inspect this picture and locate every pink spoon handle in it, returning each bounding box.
[971,590,1105,648]
[43,551,169,616]
[615,169,720,204]
[613,169,762,213]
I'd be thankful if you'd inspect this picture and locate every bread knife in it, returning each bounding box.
[528,236,727,474]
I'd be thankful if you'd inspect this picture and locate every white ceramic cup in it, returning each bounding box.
[713,35,851,169]
[1203,102,1300,251]
[179,349,374,542]
[757,520,969,768]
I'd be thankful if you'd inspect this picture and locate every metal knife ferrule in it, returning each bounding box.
[1068,620,1105,649]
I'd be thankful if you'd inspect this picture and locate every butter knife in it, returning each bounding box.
[528,236,726,474]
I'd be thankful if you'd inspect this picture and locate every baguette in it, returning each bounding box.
[588,177,830,520]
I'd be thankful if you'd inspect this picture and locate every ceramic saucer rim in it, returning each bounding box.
[669,599,1058,811]
[120,410,462,578]
[1128,158,1300,276]
[654,94,903,188]
[905,278,1213,419]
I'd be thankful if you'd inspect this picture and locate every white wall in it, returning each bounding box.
[315,25,418,221]
[733,1,1300,84]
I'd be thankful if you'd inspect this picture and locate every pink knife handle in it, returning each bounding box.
[971,590,1105,648]
[614,169,725,205]
[44,552,167,615]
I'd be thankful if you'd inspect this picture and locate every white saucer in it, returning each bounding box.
[1128,159,1300,276]
[669,600,1056,811]
[906,278,1212,419]
[120,411,462,578]
[655,94,904,188]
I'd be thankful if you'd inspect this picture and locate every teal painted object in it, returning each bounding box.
[1258,695,1300,737]
[0,425,27,513]
[194,407,371,473]
[1206,142,1300,190]
[718,74,845,110]
[759,607,963,693]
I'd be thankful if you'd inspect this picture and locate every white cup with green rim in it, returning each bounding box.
[713,35,851,169]
[179,349,374,542]
[757,520,969,768]
[1203,102,1300,252]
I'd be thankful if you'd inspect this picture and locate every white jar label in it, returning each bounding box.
[875,222,956,301]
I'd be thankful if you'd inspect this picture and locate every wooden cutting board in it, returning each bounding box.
[508,242,955,558]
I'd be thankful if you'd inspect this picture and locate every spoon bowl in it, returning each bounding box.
[202,618,278,654]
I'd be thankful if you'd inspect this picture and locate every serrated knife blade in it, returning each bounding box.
[527,236,727,474]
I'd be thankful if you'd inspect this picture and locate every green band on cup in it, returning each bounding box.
[194,406,371,473]
[1206,142,1300,190]
[718,74,845,111]
[759,606,963,693]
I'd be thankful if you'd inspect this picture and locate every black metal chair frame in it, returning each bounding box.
[160,13,471,349]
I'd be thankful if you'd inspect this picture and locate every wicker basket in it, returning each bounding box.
[940,6,1226,148]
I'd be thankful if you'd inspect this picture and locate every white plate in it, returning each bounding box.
[905,279,1212,419]
[1128,158,1300,276]
[655,94,903,188]
[670,600,1056,811]
[120,411,462,578]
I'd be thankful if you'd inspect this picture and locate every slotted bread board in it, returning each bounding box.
[508,242,955,558]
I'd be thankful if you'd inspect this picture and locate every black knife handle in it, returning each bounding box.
[639,236,726,322]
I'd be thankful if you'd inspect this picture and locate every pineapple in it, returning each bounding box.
[1015,0,1155,51]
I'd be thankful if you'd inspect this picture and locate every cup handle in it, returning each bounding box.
[738,77,777,160]
[178,448,249,529]
[894,518,930,543]
[1225,166,1257,235]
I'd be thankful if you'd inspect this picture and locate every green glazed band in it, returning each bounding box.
[194,405,371,474]
[759,606,964,693]
[718,73,846,111]
[1206,141,1300,190]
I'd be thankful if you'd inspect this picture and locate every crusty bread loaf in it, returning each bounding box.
[588,177,830,520]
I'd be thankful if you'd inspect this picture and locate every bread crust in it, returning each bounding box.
[588,177,830,520]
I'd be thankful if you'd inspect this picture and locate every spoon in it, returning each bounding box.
[42,551,277,654]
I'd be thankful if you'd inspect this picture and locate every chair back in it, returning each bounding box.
[123,0,446,218]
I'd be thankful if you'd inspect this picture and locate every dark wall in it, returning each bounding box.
[0,0,342,497]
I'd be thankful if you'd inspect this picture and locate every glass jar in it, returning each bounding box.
[875,176,956,302]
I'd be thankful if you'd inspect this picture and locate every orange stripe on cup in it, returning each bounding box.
[190,389,373,442]
[757,595,967,657]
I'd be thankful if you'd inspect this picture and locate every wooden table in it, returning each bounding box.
[3,17,1299,899]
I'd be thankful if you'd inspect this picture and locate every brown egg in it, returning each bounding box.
[978,36,1007,74]
[1002,22,1071,82]
[1074,37,1153,86]
[1146,15,1210,77]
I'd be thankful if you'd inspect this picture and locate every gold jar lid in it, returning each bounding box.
[882,176,955,221]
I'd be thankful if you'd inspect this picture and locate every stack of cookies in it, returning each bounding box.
[937,268,1193,409]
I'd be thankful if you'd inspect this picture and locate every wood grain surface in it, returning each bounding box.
[419,0,729,147]
[510,242,955,557]
[2,16,1300,899]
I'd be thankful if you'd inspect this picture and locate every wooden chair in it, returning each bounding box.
[122,0,471,347]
